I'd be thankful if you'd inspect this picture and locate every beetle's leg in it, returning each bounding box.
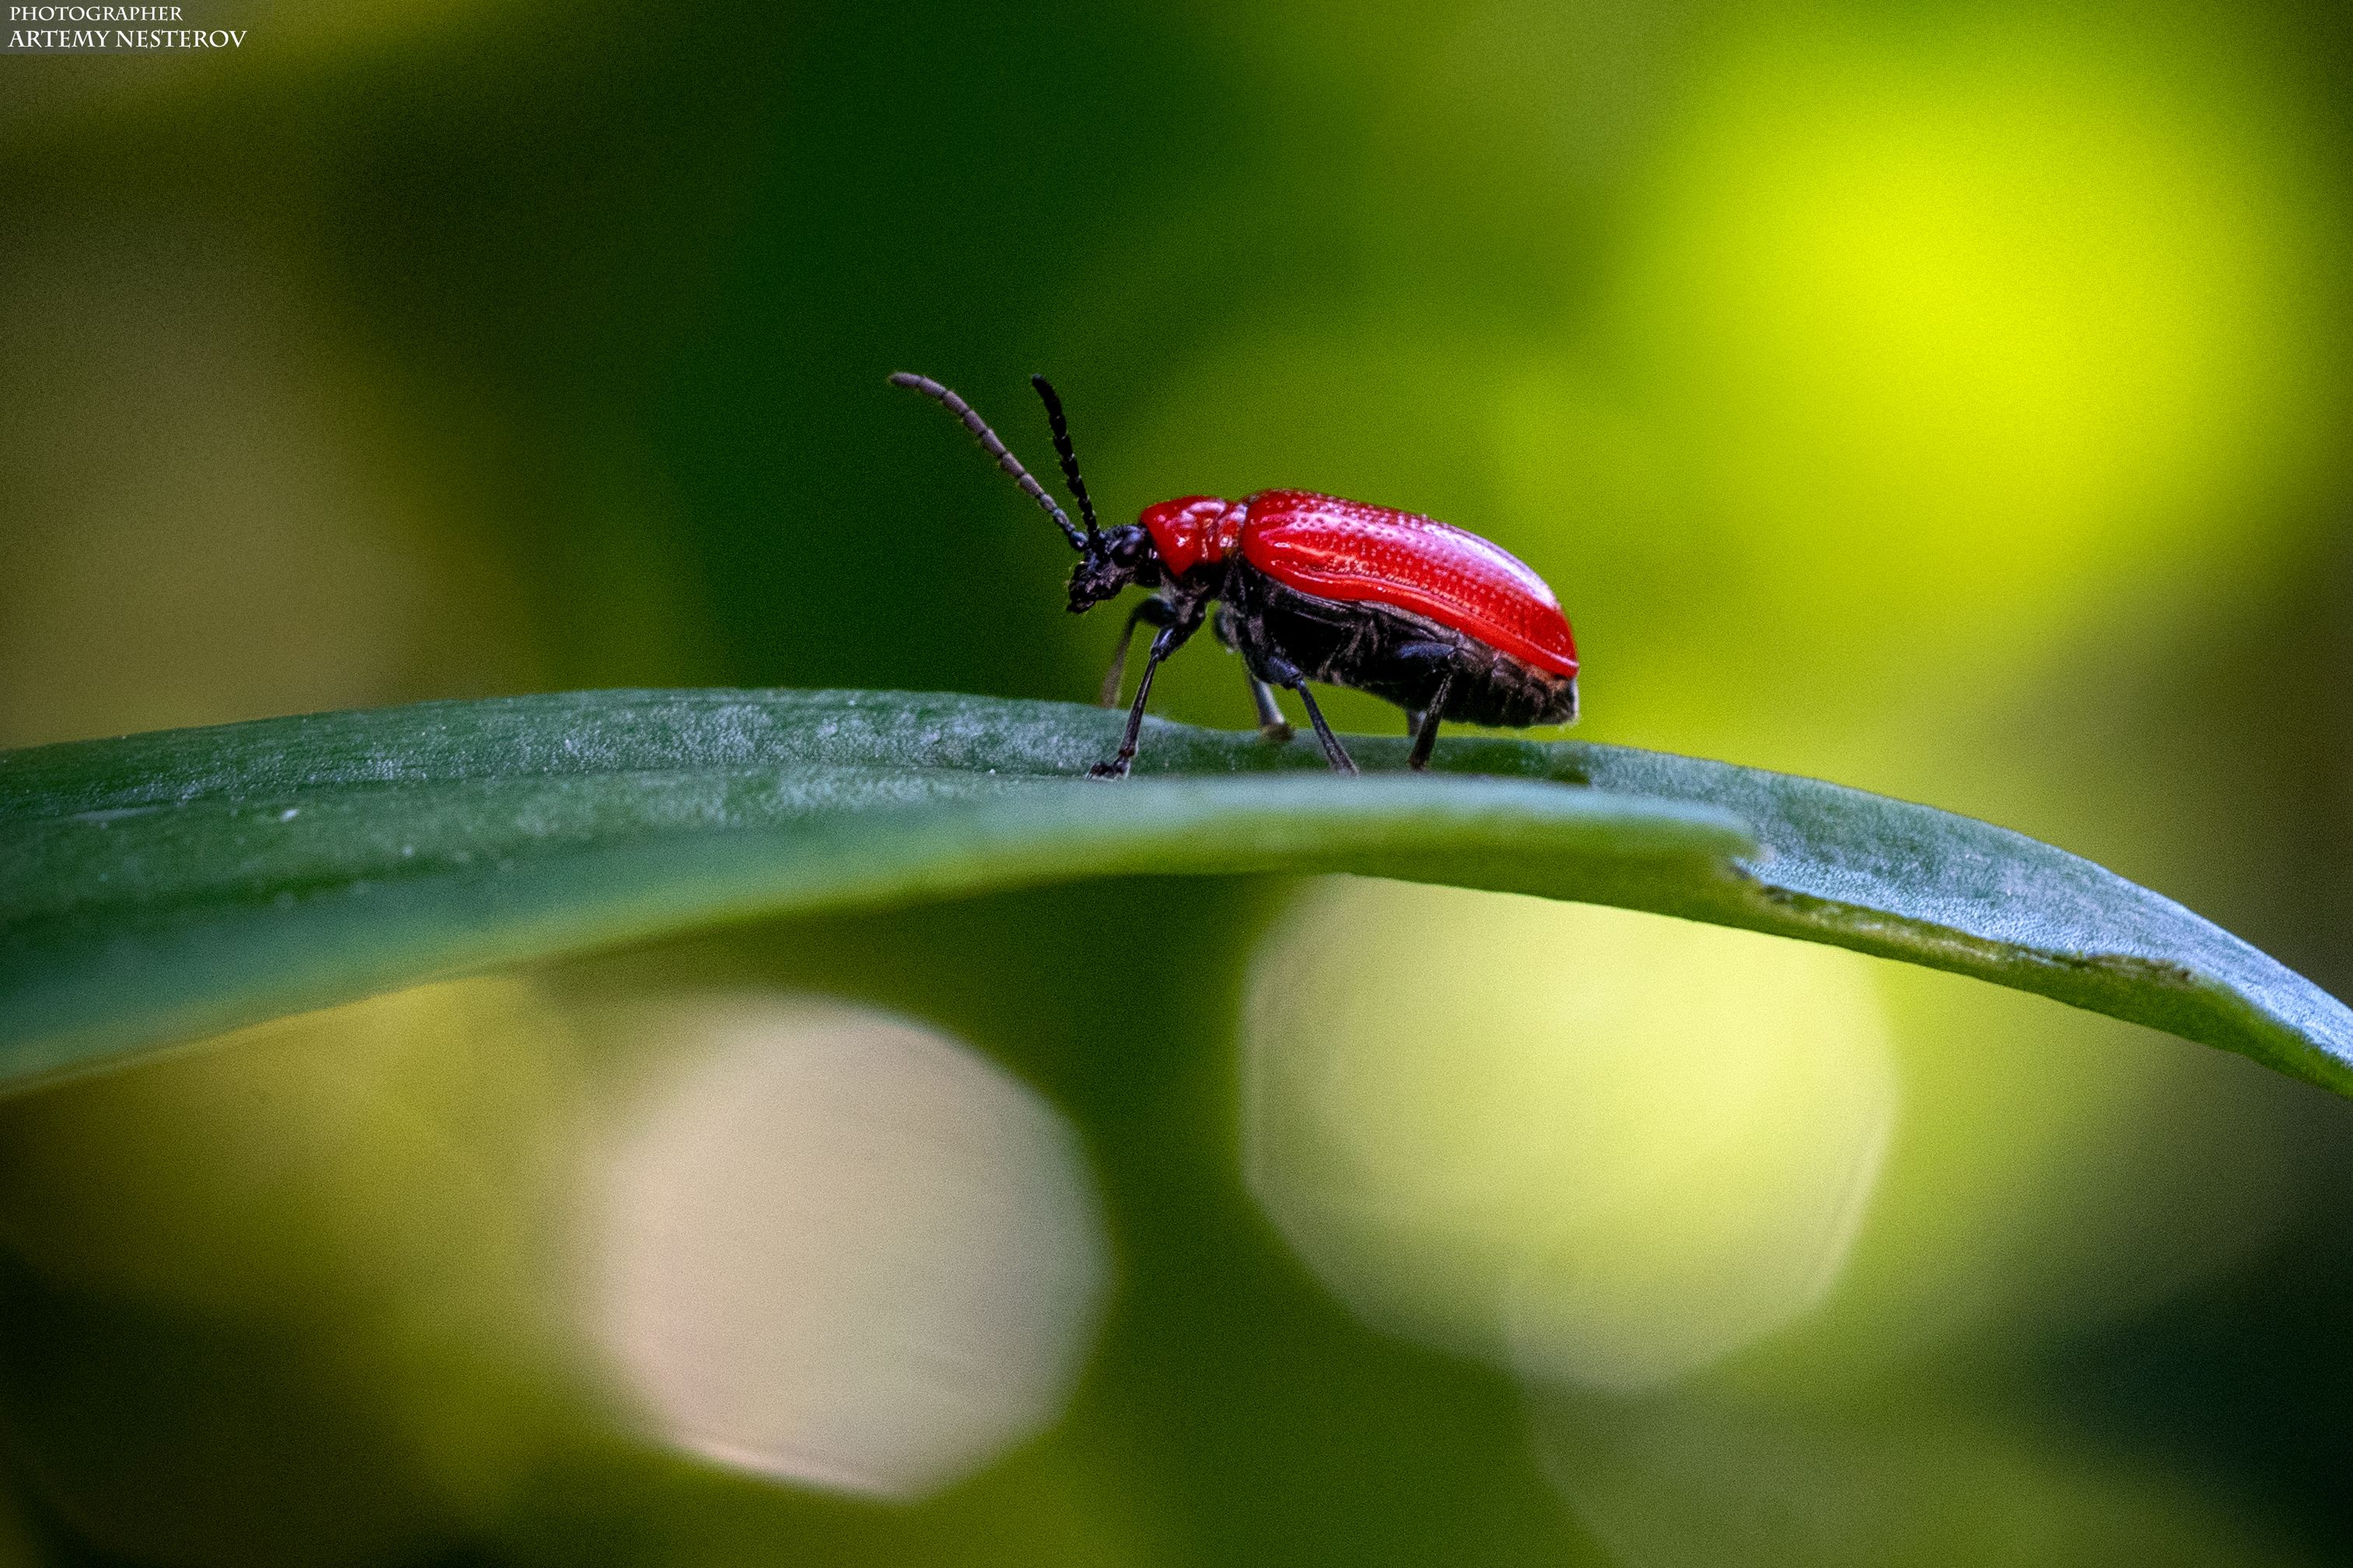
[1092,658,1159,778]
[1216,602,1294,742]
[1389,642,1458,772]
[1407,669,1456,771]
[1091,609,1202,779]
[1255,650,1357,775]
[1100,596,1178,706]
[1246,675,1293,743]
[1288,684,1357,775]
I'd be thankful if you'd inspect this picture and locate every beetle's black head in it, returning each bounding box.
[1068,525,1158,613]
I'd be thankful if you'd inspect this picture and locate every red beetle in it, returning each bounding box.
[893,372,1579,778]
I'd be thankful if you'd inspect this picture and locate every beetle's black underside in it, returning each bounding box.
[1217,567,1579,729]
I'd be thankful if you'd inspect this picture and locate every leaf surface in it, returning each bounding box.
[3,689,2346,1098]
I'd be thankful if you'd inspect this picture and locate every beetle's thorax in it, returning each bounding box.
[1069,498,1240,613]
[1138,495,1243,578]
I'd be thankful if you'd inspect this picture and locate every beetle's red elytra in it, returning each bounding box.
[892,372,1579,778]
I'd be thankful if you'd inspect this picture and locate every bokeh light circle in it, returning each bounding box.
[587,995,1110,1500]
[1245,878,1897,1392]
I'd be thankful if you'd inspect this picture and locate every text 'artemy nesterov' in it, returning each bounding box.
[7,5,243,51]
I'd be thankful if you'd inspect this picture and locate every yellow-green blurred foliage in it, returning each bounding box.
[0,981,582,1563]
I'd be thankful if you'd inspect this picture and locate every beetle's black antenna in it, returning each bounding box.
[890,372,1086,551]
[1029,374,1100,543]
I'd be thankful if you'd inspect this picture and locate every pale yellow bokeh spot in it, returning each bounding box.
[587,996,1110,1500]
[1246,878,1896,1391]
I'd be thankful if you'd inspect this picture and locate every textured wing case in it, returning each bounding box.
[1237,490,1579,677]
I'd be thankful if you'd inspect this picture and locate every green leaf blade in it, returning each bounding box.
[2,688,2347,1101]
[1553,744,2353,1094]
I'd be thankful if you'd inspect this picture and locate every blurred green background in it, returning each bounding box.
[9,0,2353,1562]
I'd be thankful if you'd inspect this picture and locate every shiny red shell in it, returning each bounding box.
[1137,495,1243,578]
[1138,489,1579,679]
